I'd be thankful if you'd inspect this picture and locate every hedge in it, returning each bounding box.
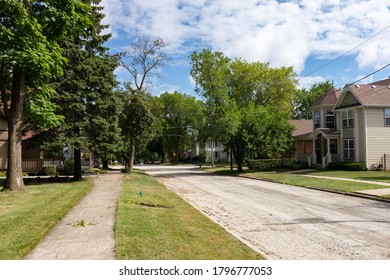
[42,165,57,176]
[246,159,295,170]
[328,161,366,171]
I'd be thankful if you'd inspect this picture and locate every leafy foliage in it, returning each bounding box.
[190,49,298,171]
[292,81,334,120]
[0,0,90,191]
[158,91,205,163]
[246,159,295,170]
[328,162,366,171]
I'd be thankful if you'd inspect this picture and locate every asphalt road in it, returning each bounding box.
[137,165,390,260]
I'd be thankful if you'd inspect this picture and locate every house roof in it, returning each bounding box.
[369,77,390,86]
[311,87,341,107]
[289,120,313,137]
[336,83,390,109]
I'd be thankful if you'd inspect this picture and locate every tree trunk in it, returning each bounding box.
[128,135,136,172]
[211,140,214,167]
[3,71,26,192]
[230,148,233,171]
[233,143,245,173]
[102,159,109,169]
[73,147,82,181]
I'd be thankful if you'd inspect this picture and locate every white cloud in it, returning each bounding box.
[101,0,390,76]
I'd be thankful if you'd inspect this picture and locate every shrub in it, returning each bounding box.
[42,165,57,176]
[292,161,309,170]
[0,171,6,177]
[86,168,108,174]
[246,159,294,170]
[121,168,131,173]
[328,161,366,171]
[63,159,74,175]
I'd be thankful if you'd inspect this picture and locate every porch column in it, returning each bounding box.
[312,139,316,164]
[326,138,331,164]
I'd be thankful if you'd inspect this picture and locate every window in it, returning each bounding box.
[343,139,354,160]
[385,109,390,126]
[314,111,320,128]
[214,151,219,159]
[325,111,335,129]
[342,110,354,128]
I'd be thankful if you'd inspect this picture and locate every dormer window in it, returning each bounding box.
[325,111,335,129]
[314,111,320,128]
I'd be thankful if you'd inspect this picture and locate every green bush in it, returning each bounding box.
[0,171,6,177]
[328,161,366,171]
[64,159,74,175]
[86,168,108,174]
[246,159,294,170]
[121,168,131,173]
[42,165,57,176]
[292,161,309,170]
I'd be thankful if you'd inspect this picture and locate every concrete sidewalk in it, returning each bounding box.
[26,171,122,260]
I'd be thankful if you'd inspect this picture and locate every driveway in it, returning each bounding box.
[137,165,390,260]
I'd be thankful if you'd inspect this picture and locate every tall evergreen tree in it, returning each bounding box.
[45,0,120,179]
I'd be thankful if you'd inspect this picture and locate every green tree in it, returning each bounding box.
[119,35,169,171]
[158,91,205,163]
[45,0,120,179]
[120,90,155,169]
[292,81,334,119]
[191,50,297,172]
[0,0,90,191]
[190,49,239,167]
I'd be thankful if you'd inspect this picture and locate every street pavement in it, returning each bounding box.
[138,165,390,260]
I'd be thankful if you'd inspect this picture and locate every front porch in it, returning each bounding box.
[296,128,341,168]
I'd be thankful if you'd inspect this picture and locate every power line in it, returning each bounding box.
[302,24,390,78]
[347,63,390,85]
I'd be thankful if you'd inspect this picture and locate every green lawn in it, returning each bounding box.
[0,179,94,259]
[205,166,390,193]
[298,169,390,183]
[115,169,264,260]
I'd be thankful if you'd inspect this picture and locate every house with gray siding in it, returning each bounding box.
[294,77,390,169]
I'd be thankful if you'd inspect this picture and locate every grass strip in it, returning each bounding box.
[295,170,390,183]
[0,179,94,259]
[115,169,264,260]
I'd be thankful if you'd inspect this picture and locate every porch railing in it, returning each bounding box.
[22,159,43,173]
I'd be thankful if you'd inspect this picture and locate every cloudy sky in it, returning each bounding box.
[101,0,390,95]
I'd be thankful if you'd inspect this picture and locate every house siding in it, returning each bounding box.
[357,108,366,163]
[343,127,354,138]
[365,108,390,169]
[339,92,361,108]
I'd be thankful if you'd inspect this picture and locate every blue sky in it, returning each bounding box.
[101,0,390,96]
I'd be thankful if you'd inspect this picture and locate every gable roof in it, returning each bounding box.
[311,87,341,108]
[335,83,390,109]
